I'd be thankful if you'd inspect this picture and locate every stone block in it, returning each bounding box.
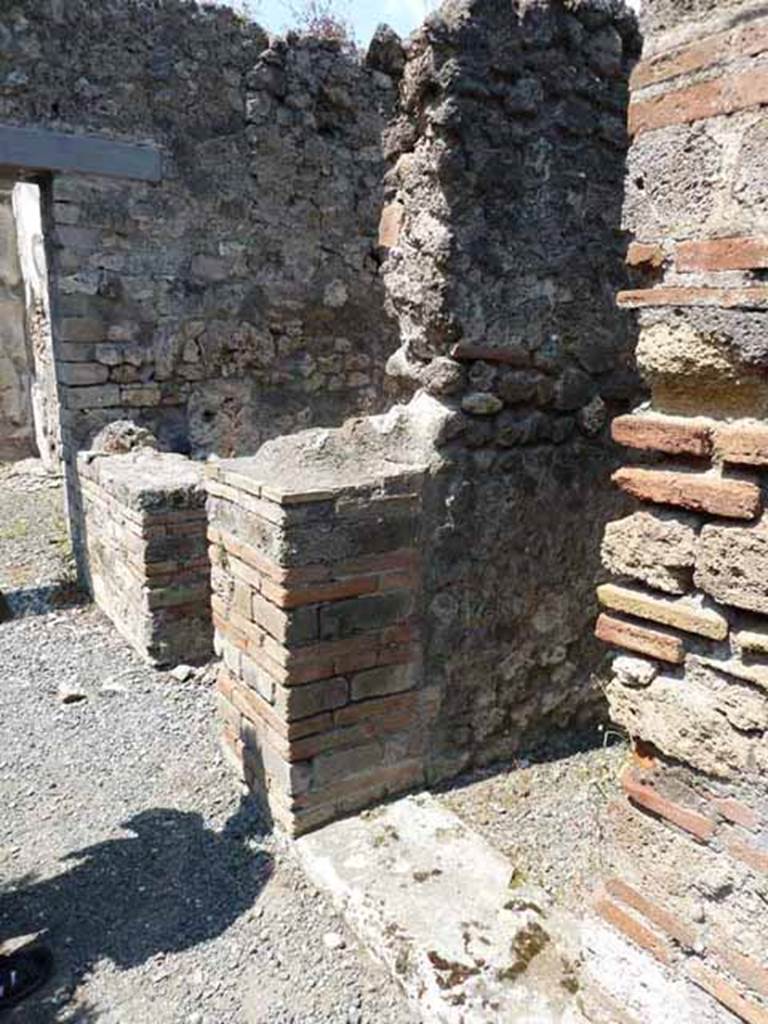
[378,201,404,248]
[65,384,121,409]
[274,677,349,722]
[59,317,105,342]
[715,422,768,466]
[350,663,417,701]
[57,361,110,386]
[608,673,761,779]
[695,518,768,614]
[601,510,698,595]
[626,242,664,269]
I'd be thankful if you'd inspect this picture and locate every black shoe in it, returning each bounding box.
[0,947,53,1010]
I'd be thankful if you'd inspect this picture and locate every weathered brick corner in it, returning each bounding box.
[77,449,211,666]
[206,446,436,835]
[589,4,768,1022]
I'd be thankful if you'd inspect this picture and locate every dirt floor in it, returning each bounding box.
[436,731,627,913]
[0,461,415,1024]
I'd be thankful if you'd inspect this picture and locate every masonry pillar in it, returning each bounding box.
[586,3,768,1023]
[206,428,438,835]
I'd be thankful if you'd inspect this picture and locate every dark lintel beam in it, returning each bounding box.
[0,125,162,182]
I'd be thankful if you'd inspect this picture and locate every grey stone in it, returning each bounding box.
[461,392,503,416]
[89,420,158,454]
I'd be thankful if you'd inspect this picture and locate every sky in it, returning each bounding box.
[236,0,642,48]
[242,0,437,45]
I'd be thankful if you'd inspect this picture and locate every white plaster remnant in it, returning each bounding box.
[296,794,590,1024]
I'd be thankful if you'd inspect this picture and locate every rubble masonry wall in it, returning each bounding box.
[381,0,644,775]
[1,1,398,461]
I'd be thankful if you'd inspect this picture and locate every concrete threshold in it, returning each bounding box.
[296,793,589,1023]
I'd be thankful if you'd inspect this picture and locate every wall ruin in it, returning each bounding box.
[588,2,768,1022]
[382,0,643,775]
[0,182,34,460]
[1,0,642,784]
[191,0,645,832]
[1,1,398,462]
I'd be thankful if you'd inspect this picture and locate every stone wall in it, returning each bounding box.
[381,0,644,775]
[13,182,63,470]
[0,182,35,460]
[78,448,211,666]
[1,1,398,457]
[587,3,768,1022]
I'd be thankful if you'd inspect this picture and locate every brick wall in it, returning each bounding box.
[589,3,768,1022]
[205,423,436,835]
[77,449,211,666]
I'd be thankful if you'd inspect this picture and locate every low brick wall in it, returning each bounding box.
[206,441,437,835]
[77,450,211,666]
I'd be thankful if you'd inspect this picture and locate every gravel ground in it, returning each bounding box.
[0,462,415,1024]
[437,731,628,912]
[0,459,80,618]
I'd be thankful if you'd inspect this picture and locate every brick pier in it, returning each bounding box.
[206,443,439,835]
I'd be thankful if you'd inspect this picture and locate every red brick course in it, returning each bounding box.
[595,612,686,663]
[611,414,712,457]
[605,877,697,949]
[593,894,673,966]
[711,796,761,831]
[688,962,768,1024]
[715,424,768,467]
[629,68,768,135]
[725,832,768,875]
[630,21,768,90]
[711,944,768,1002]
[612,466,761,519]
[617,286,768,309]
[622,768,716,841]
[676,237,768,272]
[210,466,428,834]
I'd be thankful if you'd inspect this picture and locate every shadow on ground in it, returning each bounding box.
[1,581,87,620]
[0,798,272,1022]
[432,723,627,799]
